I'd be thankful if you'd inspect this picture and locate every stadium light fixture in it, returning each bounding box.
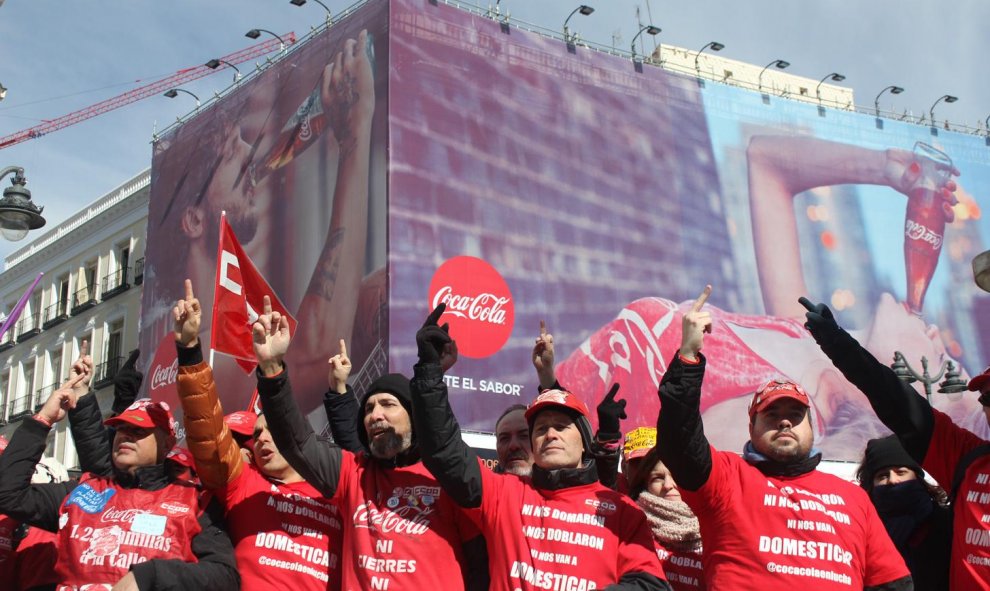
[873,85,904,116]
[563,5,594,44]
[694,41,724,75]
[0,167,45,242]
[246,29,287,52]
[290,0,332,25]
[163,88,201,108]
[929,94,958,124]
[758,59,789,93]
[815,72,845,104]
[630,24,661,62]
[206,58,242,82]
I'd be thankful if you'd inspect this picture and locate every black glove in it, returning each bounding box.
[416,304,451,365]
[112,349,143,416]
[798,297,842,347]
[596,383,626,441]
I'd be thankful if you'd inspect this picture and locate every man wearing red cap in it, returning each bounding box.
[410,304,669,591]
[656,287,910,590]
[0,370,239,590]
[802,296,990,590]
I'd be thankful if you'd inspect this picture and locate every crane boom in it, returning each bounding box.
[0,32,296,151]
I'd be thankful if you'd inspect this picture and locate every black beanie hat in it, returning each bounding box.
[357,373,412,449]
[859,435,923,492]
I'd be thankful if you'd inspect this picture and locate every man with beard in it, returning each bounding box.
[248,296,487,591]
[171,279,343,590]
[494,404,533,476]
[656,286,911,590]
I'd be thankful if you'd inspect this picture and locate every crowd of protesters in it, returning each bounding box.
[0,277,989,590]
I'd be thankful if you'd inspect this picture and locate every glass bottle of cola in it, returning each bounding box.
[903,142,953,314]
[250,33,375,186]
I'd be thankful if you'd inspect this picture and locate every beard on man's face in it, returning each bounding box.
[368,427,413,459]
[205,206,258,246]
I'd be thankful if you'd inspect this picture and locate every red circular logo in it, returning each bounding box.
[428,256,514,359]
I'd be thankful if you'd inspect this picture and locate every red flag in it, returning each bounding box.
[210,213,297,373]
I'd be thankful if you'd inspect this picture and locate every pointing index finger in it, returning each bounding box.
[539,320,547,338]
[339,339,347,358]
[184,279,194,301]
[263,295,273,316]
[797,297,816,313]
[691,285,712,313]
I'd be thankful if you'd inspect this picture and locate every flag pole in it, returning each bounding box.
[0,272,43,341]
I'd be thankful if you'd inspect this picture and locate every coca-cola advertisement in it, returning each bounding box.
[140,0,389,418]
[386,0,990,460]
[140,0,990,461]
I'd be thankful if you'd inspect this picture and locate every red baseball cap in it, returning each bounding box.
[748,379,810,419]
[967,366,990,393]
[224,411,258,438]
[525,388,590,422]
[105,398,177,439]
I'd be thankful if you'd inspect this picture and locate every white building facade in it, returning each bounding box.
[0,169,149,472]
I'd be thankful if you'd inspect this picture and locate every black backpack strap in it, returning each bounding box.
[950,443,990,504]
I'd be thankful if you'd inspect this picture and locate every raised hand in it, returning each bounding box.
[323,29,375,144]
[37,372,88,425]
[679,285,712,361]
[173,279,202,347]
[884,146,960,222]
[69,340,94,396]
[596,383,627,440]
[328,339,352,394]
[252,295,291,377]
[798,296,842,347]
[533,320,556,389]
[416,303,452,366]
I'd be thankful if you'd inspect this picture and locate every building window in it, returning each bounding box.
[94,319,124,389]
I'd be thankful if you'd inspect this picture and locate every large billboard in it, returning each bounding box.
[387,0,990,461]
[142,0,990,462]
[140,0,389,422]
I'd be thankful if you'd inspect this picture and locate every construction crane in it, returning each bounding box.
[0,32,296,151]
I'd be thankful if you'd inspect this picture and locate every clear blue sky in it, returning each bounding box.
[1,0,986,261]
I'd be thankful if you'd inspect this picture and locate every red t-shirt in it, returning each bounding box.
[474,465,664,590]
[922,409,990,590]
[220,462,343,590]
[333,451,479,591]
[656,544,704,590]
[682,447,908,589]
[56,473,201,589]
[0,514,19,584]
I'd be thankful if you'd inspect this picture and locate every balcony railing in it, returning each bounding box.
[133,257,145,285]
[15,311,41,343]
[8,392,35,420]
[101,267,130,301]
[42,300,70,329]
[93,355,123,390]
[71,285,98,315]
[0,330,13,352]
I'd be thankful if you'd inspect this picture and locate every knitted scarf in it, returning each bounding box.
[636,491,703,554]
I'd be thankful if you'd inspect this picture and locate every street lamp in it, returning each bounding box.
[630,24,661,62]
[290,0,332,25]
[562,5,594,44]
[973,249,990,292]
[0,167,45,242]
[929,94,958,126]
[694,41,724,75]
[163,88,201,108]
[246,28,288,52]
[873,85,904,116]
[891,352,968,403]
[758,59,789,93]
[206,58,242,82]
[815,72,845,104]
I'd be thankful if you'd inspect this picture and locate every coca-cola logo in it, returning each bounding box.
[905,219,943,250]
[101,506,148,524]
[150,359,178,390]
[428,256,515,358]
[352,503,433,536]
